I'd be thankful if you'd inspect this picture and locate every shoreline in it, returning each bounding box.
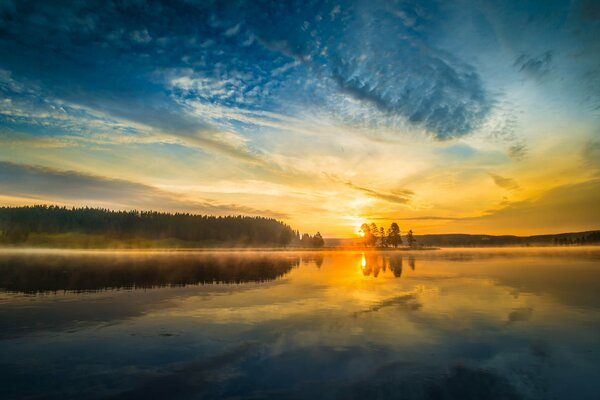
[1,245,599,254]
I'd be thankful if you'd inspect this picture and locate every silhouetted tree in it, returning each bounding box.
[370,223,379,247]
[387,222,402,248]
[300,233,312,247]
[379,227,386,247]
[406,229,416,248]
[360,223,372,247]
[312,232,324,248]
[279,228,292,246]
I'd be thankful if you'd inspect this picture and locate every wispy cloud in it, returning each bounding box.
[321,172,413,205]
[508,143,527,161]
[0,0,599,236]
[247,1,493,139]
[582,139,600,175]
[514,52,553,77]
[0,161,287,218]
[445,179,600,234]
[344,182,413,205]
[394,216,461,221]
[489,173,520,191]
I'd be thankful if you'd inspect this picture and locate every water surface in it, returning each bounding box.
[1,248,599,399]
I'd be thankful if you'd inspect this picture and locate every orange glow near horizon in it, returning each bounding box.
[0,1,599,239]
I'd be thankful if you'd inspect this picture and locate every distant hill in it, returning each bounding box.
[326,230,600,247]
[415,231,600,247]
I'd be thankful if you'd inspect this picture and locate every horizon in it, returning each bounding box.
[1,1,600,237]
[2,204,599,240]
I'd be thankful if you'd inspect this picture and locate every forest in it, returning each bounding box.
[0,205,324,248]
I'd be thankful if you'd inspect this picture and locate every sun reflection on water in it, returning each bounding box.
[1,249,600,399]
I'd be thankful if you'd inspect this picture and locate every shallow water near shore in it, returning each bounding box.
[1,248,599,399]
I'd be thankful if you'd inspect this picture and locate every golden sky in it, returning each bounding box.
[1,0,599,237]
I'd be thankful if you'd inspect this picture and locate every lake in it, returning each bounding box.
[1,248,599,399]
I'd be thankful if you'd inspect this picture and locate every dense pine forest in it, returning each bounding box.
[0,206,308,248]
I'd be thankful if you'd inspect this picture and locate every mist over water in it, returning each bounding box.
[1,248,599,399]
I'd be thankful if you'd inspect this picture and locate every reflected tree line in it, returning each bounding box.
[0,252,413,293]
[300,254,325,268]
[360,254,416,278]
[0,253,301,293]
[360,222,416,248]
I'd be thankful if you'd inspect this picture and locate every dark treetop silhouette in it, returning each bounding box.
[0,205,314,247]
[359,222,417,248]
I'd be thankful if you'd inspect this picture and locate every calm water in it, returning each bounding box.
[1,248,599,400]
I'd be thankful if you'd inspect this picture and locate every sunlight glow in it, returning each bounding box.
[0,0,598,238]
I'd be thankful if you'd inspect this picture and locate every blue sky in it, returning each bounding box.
[1,0,599,235]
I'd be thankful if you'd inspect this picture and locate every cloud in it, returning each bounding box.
[394,216,460,221]
[2,0,598,147]
[130,29,152,44]
[0,2,243,142]
[514,52,553,77]
[246,0,493,139]
[0,162,287,218]
[450,179,600,234]
[0,71,275,168]
[581,139,600,175]
[344,182,413,205]
[175,129,270,167]
[328,50,491,140]
[479,0,600,110]
[224,23,241,37]
[489,173,520,191]
[0,0,598,238]
[323,173,413,204]
[507,307,533,323]
[508,143,527,161]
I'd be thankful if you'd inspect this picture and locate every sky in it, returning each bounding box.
[0,0,599,237]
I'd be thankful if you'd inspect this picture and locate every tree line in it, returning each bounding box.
[360,222,416,248]
[553,232,600,246]
[0,205,317,247]
[298,232,325,248]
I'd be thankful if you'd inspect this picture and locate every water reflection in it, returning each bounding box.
[0,250,423,292]
[0,252,299,293]
[359,253,414,278]
[0,248,599,400]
